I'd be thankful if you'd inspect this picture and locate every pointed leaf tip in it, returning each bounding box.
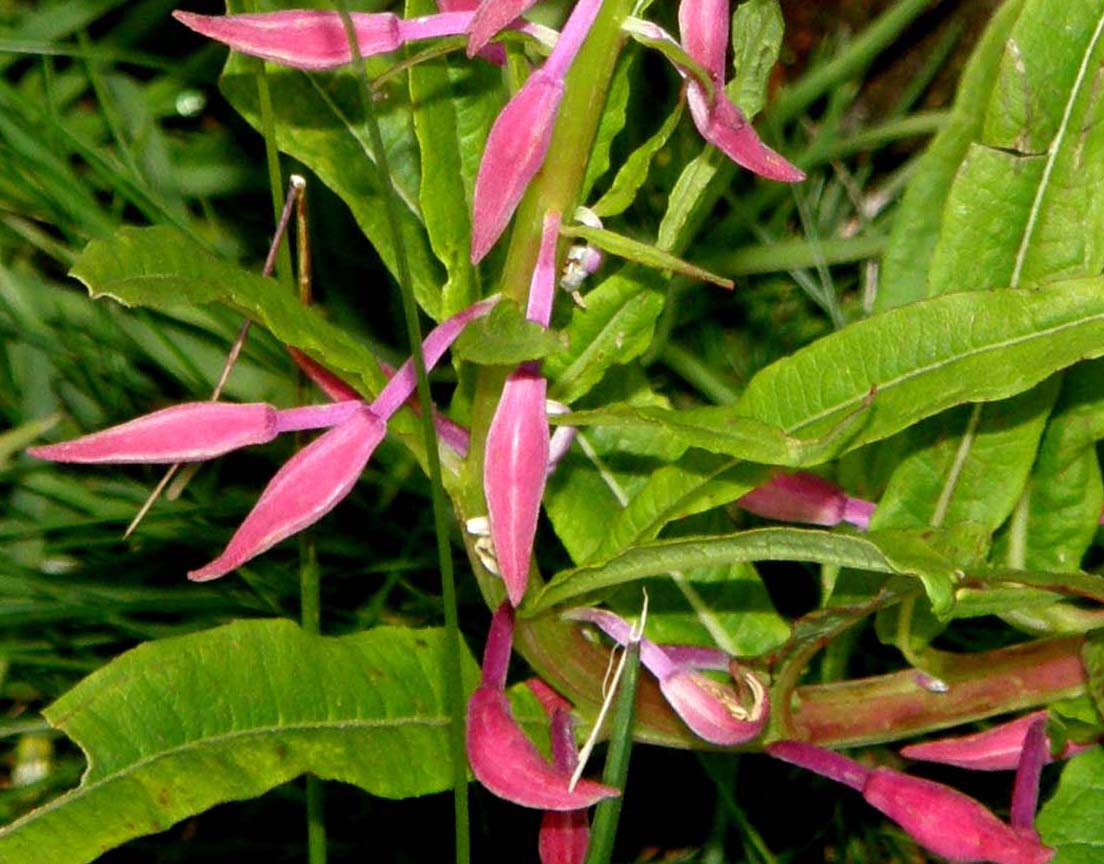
[189,408,384,581]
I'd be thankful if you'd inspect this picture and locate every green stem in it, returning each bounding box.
[335,7,468,864]
[583,640,640,864]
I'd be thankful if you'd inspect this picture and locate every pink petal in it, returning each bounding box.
[466,686,618,810]
[484,364,550,606]
[900,712,1094,771]
[678,0,729,80]
[687,84,805,182]
[172,10,402,70]
[466,0,540,57]
[188,408,385,581]
[863,769,1054,864]
[27,402,277,464]
[539,710,589,864]
[1010,716,1048,834]
[471,72,563,263]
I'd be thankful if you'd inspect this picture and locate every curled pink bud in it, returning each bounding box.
[565,608,768,746]
[189,407,385,581]
[466,0,540,57]
[678,0,728,81]
[467,603,619,810]
[737,472,874,529]
[901,711,1093,771]
[768,742,1055,864]
[173,10,402,70]
[484,364,550,606]
[27,402,278,464]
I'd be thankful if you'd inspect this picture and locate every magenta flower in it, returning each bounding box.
[466,603,619,810]
[31,300,496,580]
[565,607,769,746]
[471,0,602,262]
[736,472,875,529]
[768,740,1056,864]
[901,710,1095,771]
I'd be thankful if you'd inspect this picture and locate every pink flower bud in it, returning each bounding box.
[189,407,385,581]
[901,711,1093,771]
[27,402,278,464]
[466,604,619,810]
[737,472,874,529]
[484,364,549,606]
[173,10,403,70]
[466,0,540,57]
[565,607,768,746]
[767,741,1055,864]
[539,708,590,864]
[863,770,1054,864]
[678,0,728,81]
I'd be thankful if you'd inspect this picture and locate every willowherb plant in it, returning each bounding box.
[7,0,1104,862]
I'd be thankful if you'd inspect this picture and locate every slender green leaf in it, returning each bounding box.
[546,267,665,404]
[531,526,961,614]
[878,0,1024,309]
[70,226,386,396]
[561,224,732,288]
[736,277,1104,450]
[729,0,784,119]
[591,101,683,219]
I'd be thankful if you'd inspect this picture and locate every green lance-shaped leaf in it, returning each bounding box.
[994,360,1104,572]
[735,277,1104,451]
[70,225,387,396]
[530,526,960,615]
[729,0,784,120]
[406,0,492,317]
[546,267,665,405]
[0,620,543,864]
[928,0,1104,295]
[220,57,444,318]
[453,300,565,365]
[871,380,1058,533]
[591,100,683,219]
[558,388,871,468]
[1036,748,1104,861]
[560,224,733,289]
[878,0,1024,310]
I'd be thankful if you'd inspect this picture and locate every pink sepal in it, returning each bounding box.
[901,711,1094,771]
[27,402,277,464]
[173,10,402,70]
[484,364,550,606]
[466,0,540,57]
[471,73,563,262]
[687,86,805,182]
[189,407,385,581]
